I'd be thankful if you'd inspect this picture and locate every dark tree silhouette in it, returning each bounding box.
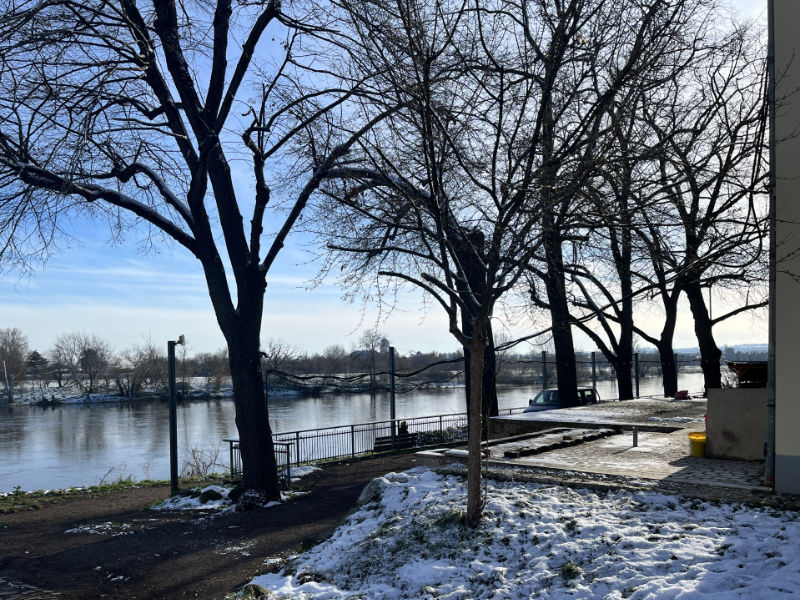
[0,0,384,498]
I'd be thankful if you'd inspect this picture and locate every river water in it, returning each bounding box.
[0,374,704,492]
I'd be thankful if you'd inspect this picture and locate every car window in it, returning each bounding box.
[581,390,596,404]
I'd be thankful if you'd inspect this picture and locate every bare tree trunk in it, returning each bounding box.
[657,341,678,397]
[465,330,487,529]
[684,280,722,392]
[227,338,280,497]
[656,301,680,397]
[542,228,579,407]
[206,257,281,500]
[462,320,499,438]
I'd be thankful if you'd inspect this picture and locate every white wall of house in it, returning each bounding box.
[774,0,800,494]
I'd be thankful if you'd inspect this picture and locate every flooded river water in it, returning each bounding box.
[0,374,704,491]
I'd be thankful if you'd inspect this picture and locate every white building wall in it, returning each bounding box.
[775,0,800,494]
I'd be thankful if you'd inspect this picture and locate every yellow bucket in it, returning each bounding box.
[688,432,706,458]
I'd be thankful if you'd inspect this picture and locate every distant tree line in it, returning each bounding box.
[2,325,764,401]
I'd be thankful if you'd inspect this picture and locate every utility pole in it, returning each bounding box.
[168,335,185,496]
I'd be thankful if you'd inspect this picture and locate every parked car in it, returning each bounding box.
[523,387,600,413]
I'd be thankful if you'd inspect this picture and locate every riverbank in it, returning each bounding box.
[0,454,421,600]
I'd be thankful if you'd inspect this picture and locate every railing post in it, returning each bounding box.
[295,431,300,466]
[390,347,397,450]
[634,352,640,398]
[351,424,356,458]
[286,444,291,489]
[439,415,443,439]
[591,351,597,390]
[542,350,547,390]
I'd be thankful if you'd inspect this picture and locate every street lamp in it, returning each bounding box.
[168,335,185,496]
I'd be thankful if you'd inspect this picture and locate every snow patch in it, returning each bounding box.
[248,467,800,599]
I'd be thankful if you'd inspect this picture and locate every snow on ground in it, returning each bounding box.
[151,484,241,512]
[250,467,800,599]
[150,467,320,512]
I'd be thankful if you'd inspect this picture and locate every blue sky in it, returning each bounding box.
[0,0,766,358]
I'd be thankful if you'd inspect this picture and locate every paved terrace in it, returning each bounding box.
[421,398,772,499]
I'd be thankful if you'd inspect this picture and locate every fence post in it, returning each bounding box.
[439,415,443,438]
[390,346,397,449]
[542,350,547,390]
[634,352,640,398]
[591,351,597,390]
[286,444,292,489]
[295,431,300,466]
[351,424,356,458]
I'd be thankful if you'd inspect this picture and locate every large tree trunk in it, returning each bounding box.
[656,296,680,397]
[684,280,722,393]
[615,354,634,400]
[226,329,280,498]
[455,228,498,433]
[657,341,678,397]
[543,229,579,407]
[204,255,281,500]
[465,328,487,529]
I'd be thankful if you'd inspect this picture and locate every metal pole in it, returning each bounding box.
[542,350,547,390]
[168,340,179,496]
[2,361,8,403]
[634,352,640,398]
[591,352,597,390]
[390,346,397,449]
[765,0,776,488]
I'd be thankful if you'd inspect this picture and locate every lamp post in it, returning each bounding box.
[168,335,185,496]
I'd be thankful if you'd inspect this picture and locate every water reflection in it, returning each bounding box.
[0,374,703,491]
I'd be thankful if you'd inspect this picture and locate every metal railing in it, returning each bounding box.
[225,411,479,477]
[224,438,292,489]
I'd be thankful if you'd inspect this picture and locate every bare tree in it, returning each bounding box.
[358,328,385,389]
[261,338,299,373]
[312,0,696,526]
[635,21,768,392]
[0,327,28,397]
[78,334,112,393]
[118,337,167,397]
[51,332,83,390]
[0,0,387,498]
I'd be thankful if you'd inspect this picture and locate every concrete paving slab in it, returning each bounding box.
[490,429,767,492]
[431,398,772,497]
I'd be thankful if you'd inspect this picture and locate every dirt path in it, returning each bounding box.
[0,454,420,599]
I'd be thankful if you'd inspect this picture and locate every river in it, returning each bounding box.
[0,373,704,492]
